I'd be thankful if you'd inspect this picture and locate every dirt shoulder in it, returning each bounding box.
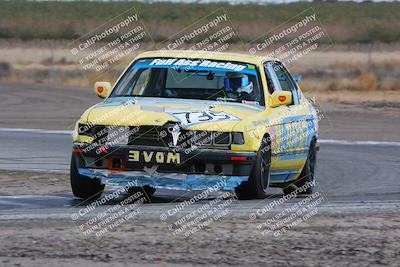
[0,170,69,196]
[318,105,400,141]
[0,81,97,130]
[0,213,399,266]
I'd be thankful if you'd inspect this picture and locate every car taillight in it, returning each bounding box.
[230,156,247,161]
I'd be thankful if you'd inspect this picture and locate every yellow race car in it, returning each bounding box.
[71,50,318,200]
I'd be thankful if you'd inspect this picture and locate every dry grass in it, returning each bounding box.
[1,1,400,43]
[307,90,400,108]
[0,40,399,92]
[0,170,69,195]
[292,50,400,92]
[355,72,378,91]
[302,72,381,92]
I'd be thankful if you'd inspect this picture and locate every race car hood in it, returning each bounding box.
[81,97,264,132]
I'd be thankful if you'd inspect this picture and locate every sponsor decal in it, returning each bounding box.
[167,124,181,147]
[132,58,257,75]
[166,110,239,126]
[148,58,246,72]
[128,150,181,164]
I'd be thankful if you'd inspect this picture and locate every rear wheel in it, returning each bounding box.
[70,153,105,199]
[235,137,271,200]
[282,139,317,195]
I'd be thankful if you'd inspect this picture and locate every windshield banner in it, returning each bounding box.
[132,58,257,75]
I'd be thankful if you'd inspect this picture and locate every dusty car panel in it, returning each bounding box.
[71,50,318,199]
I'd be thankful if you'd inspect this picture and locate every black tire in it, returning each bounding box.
[282,139,317,195]
[70,153,105,199]
[235,137,271,200]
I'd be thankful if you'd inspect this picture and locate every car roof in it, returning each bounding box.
[135,50,277,65]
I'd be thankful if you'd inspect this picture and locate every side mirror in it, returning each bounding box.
[293,74,302,84]
[94,82,112,99]
[270,91,292,107]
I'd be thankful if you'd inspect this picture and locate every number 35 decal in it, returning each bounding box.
[169,111,239,126]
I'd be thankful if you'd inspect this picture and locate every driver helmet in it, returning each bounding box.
[224,72,254,95]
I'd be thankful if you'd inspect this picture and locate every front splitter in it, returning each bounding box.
[78,168,249,191]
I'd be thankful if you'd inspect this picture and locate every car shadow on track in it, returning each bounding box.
[69,187,292,208]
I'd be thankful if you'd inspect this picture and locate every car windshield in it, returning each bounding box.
[110,57,264,106]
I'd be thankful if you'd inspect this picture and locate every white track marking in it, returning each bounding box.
[0,128,399,146]
[318,139,400,147]
[1,200,400,220]
[0,128,72,135]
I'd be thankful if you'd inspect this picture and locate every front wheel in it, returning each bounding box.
[235,138,271,200]
[70,153,105,200]
[282,139,317,195]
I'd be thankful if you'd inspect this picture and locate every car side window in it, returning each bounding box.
[263,63,276,94]
[271,62,299,105]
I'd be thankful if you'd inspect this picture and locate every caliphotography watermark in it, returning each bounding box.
[249,180,327,239]
[248,7,333,66]
[70,181,146,239]
[242,97,325,157]
[158,8,239,53]
[65,2,333,250]
[157,8,243,83]
[69,7,153,82]
[159,180,237,238]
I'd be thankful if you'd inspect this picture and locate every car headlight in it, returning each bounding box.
[77,124,108,144]
[213,132,231,146]
[78,123,91,135]
[190,131,244,146]
[231,132,244,145]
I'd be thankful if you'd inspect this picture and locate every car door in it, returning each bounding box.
[264,61,312,181]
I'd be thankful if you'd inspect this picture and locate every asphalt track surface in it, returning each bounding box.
[0,129,399,216]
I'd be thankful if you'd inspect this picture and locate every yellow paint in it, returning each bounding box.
[74,50,318,179]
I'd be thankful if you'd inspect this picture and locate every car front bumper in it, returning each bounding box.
[78,168,250,191]
[73,143,257,191]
